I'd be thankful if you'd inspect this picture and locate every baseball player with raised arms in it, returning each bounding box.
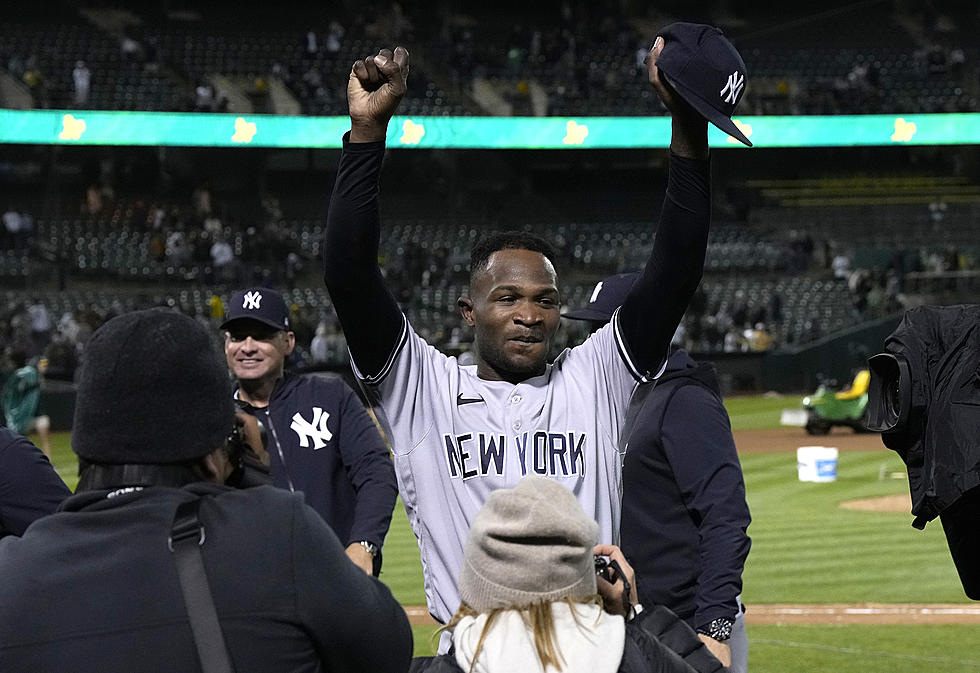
[324,27,745,651]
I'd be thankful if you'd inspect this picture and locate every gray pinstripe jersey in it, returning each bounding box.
[355,307,661,635]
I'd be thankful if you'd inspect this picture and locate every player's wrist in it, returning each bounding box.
[357,540,380,557]
[349,122,388,143]
[696,616,734,642]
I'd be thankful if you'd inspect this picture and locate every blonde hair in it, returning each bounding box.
[442,595,604,673]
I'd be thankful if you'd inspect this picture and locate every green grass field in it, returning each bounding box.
[725,394,803,431]
[35,395,977,671]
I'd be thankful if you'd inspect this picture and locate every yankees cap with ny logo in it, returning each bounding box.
[654,22,752,146]
[221,287,291,330]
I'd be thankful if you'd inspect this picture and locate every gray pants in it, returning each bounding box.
[728,595,749,673]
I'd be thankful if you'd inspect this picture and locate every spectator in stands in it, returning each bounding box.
[209,293,224,324]
[209,235,236,283]
[72,60,90,107]
[120,34,142,64]
[832,248,852,279]
[326,20,345,54]
[26,298,52,356]
[192,183,212,220]
[21,55,47,108]
[723,326,742,353]
[413,476,726,673]
[310,321,331,364]
[2,208,23,250]
[194,82,215,112]
[221,287,397,576]
[0,309,412,672]
[305,29,319,56]
[149,229,166,262]
[165,228,190,267]
[0,428,70,539]
[748,322,773,352]
[83,184,103,215]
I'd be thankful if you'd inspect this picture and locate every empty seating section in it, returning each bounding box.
[699,276,852,348]
[1,4,976,116]
[0,17,183,111]
[3,3,979,364]
[12,209,910,357]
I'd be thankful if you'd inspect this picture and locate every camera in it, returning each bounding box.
[594,554,614,583]
[867,304,980,599]
[225,408,271,488]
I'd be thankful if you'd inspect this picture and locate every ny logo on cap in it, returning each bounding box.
[720,71,744,104]
[242,291,262,310]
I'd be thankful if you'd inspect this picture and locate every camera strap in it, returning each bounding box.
[169,497,237,673]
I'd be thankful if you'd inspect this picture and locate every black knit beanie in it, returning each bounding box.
[72,309,234,464]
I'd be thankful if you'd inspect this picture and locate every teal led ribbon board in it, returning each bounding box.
[1,109,978,148]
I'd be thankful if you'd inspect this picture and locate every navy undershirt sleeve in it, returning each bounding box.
[618,153,710,377]
[661,384,751,626]
[323,134,404,378]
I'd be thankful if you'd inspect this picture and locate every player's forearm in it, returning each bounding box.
[324,133,385,290]
[619,152,710,374]
[347,477,397,548]
[323,134,403,372]
[670,114,709,161]
[344,454,398,546]
[664,391,750,627]
[693,520,750,628]
[339,396,399,546]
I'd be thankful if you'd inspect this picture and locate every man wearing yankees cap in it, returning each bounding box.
[323,22,751,653]
[222,286,397,576]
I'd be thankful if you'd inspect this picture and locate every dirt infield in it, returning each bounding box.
[743,603,980,625]
[840,493,912,513]
[402,603,980,626]
[733,427,884,454]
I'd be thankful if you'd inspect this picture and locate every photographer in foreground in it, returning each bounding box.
[0,309,411,673]
[411,476,727,673]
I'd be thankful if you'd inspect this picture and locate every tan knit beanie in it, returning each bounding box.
[458,476,599,612]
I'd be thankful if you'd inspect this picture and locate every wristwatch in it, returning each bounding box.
[697,617,734,642]
[358,540,379,558]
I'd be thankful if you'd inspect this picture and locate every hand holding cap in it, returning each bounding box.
[654,23,752,146]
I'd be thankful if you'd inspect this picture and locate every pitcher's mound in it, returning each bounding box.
[840,493,912,513]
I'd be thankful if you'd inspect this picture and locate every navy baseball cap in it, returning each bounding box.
[655,22,752,147]
[563,272,639,323]
[221,287,291,331]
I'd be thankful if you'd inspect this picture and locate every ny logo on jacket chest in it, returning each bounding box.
[291,407,333,449]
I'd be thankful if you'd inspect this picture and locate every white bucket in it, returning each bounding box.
[797,446,839,482]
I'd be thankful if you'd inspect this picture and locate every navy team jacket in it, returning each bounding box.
[620,348,751,631]
[236,373,397,551]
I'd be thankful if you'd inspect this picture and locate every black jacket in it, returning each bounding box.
[873,304,980,526]
[0,427,71,538]
[409,605,727,673]
[0,482,412,673]
[237,373,397,551]
[620,349,751,631]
